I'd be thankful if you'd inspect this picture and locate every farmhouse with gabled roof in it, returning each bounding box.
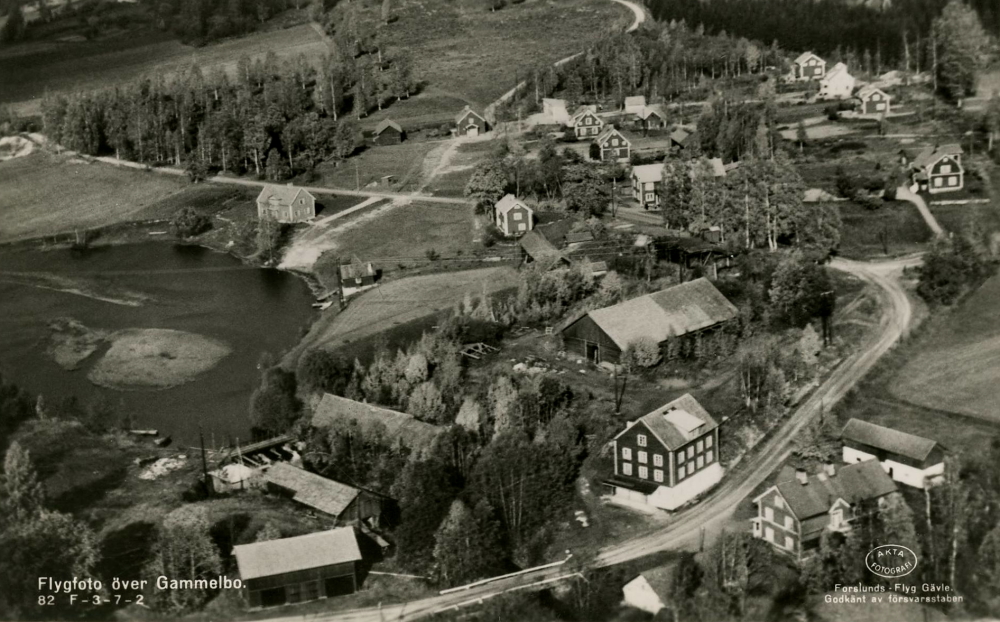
[494,194,534,237]
[262,462,389,524]
[455,106,488,136]
[792,52,826,81]
[841,419,945,488]
[908,144,964,194]
[559,277,738,364]
[818,62,855,99]
[631,163,665,209]
[256,184,316,223]
[567,106,604,139]
[606,394,723,511]
[751,460,897,559]
[595,125,631,161]
[856,85,891,115]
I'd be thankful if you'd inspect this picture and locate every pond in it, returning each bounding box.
[0,243,316,447]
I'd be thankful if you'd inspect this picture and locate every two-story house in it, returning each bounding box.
[594,126,631,162]
[909,144,964,194]
[792,52,826,81]
[841,419,945,489]
[856,85,891,115]
[494,194,534,237]
[751,460,897,559]
[631,163,664,208]
[567,106,604,139]
[606,394,723,511]
[818,62,855,100]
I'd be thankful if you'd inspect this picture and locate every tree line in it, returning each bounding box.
[40,46,414,179]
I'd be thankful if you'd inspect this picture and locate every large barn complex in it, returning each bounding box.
[559,278,738,364]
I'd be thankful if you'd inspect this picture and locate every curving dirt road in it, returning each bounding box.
[896,185,945,238]
[253,255,920,622]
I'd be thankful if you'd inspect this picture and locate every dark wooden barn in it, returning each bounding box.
[372,119,404,145]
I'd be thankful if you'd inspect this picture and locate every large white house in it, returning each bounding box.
[840,419,945,489]
[606,394,723,511]
[631,163,664,208]
[818,62,855,99]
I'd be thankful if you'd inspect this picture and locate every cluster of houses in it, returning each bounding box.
[790,52,893,116]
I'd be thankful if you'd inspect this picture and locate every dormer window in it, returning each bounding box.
[637,434,647,447]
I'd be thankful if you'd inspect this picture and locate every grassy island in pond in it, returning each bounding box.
[87,329,231,391]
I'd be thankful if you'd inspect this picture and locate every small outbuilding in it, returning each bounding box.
[856,85,891,116]
[263,462,389,525]
[340,259,378,297]
[455,106,488,137]
[234,527,363,609]
[372,119,404,145]
[840,419,945,488]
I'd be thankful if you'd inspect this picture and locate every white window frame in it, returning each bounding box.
[706,450,713,464]
[949,176,958,186]
[784,516,793,530]
[622,447,631,461]
[706,435,713,448]
[940,164,952,174]
[687,446,694,459]
[765,507,774,521]
[934,177,943,187]
[637,434,647,447]
[638,451,647,464]
[765,527,774,542]
[638,466,648,479]
[518,223,526,231]
[785,536,794,550]
[622,462,632,476]
[678,465,686,479]
[697,455,704,469]
[696,440,704,453]
[653,454,663,467]
[513,212,523,221]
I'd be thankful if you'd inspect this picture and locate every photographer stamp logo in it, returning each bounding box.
[865,545,918,578]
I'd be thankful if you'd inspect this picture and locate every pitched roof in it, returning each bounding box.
[456,106,485,124]
[340,261,376,280]
[912,144,964,170]
[520,229,565,262]
[542,98,570,123]
[568,106,602,127]
[312,393,441,451]
[637,104,666,120]
[263,462,361,517]
[495,193,532,216]
[638,564,677,603]
[596,126,630,145]
[624,96,647,108]
[374,119,403,135]
[577,277,738,350]
[856,85,889,101]
[619,393,719,451]
[775,460,897,520]
[841,419,940,463]
[234,527,362,581]
[632,163,665,183]
[794,52,823,65]
[565,230,595,244]
[670,128,690,145]
[256,184,313,207]
[823,62,850,81]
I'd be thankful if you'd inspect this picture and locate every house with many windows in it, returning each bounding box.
[750,461,897,559]
[494,194,534,237]
[594,126,631,161]
[791,52,826,81]
[256,185,316,223]
[841,419,945,489]
[567,106,604,139]
[605,394,723,511]
[908,144,964,194]
[631,163,664,209]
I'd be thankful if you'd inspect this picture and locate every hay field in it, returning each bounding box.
[0,153,191,242]
[1,24,328,116]
[889,274,1000,422]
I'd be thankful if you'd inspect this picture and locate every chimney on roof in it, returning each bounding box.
[796,468,808,485]
[824,462,836,477]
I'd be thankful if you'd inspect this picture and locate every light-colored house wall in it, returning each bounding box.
[842,447,944,489]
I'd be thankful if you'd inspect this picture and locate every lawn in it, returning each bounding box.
[836,201,933,258]
[308,140,442,192]
[1,23,328,116]
[381,0,630,108]
[888,274,1000,424]
[0,152,192,242]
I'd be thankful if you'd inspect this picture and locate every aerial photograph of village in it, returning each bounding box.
[1,0,1000,619]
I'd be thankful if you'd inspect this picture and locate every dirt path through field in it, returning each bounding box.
[896,185,944,238]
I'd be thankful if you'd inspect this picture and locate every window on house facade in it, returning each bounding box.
[949,177,958,186]
[765,507,774,521]
[696,440,704,453]
[518,223,526,231]
[678,451,685,464]
[654,469,663,482]
[637,434,647,447]
[934,178,943,187]
[678,465,686,479]
[638,466,648,479]
[697,455,704,469]
[638,451,647,464]
[687,446,694,459]
[775,496,784,510]
[785,536,794,550]
[622,462,632,476]
[622,447,631,461]
[784,516,793,530]
[513,212,522,220]
[941,164,952,174]
[706,435,713,448]
[653,454,663,467]
[765,527,774,542]
[706,450,713,464]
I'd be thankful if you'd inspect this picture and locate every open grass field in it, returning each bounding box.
[1,23,328,116]
[888,274,1000,424]
[308,140,443,192]
[382,0,630,108]
[287,265,519,362]
[836,201,933,258]
[0,152,193,242]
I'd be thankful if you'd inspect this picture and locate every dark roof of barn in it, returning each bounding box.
[519,230,566,263]
[620,393,719,451]
[375,119,403,135]
[565,230,595,244]
[841,419,939,463]
[263,462,361,517]
[234,527,362,581]
[572,278,738,349]
[775,460,897,520]
[312,393,441,451]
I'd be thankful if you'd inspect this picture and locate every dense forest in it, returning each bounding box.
[648,0,999,71]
